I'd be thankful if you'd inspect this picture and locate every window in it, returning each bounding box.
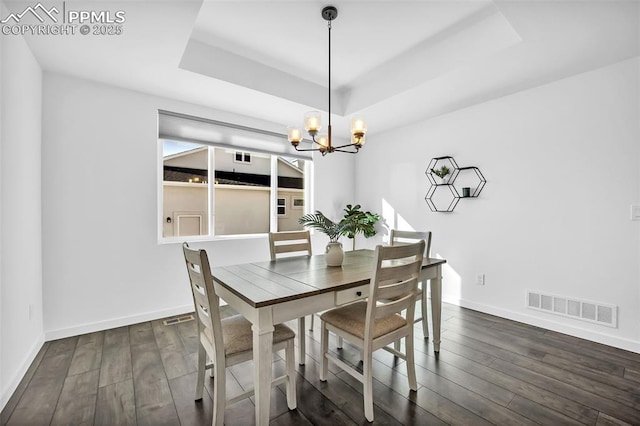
[277,197,287,217]
[234,151,252,164]
[158,110,313,240]
[160,140,311,240]
[292,197,304,209]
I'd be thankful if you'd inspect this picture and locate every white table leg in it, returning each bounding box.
[430,265,442,353]
[253,308,274,426]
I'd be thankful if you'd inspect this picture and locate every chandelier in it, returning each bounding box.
[287,6,367,156]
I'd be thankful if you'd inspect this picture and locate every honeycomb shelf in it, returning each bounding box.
[425,156,486,212]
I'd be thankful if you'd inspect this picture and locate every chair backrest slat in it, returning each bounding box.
[374,293,415,319]
[389,229,431,258]
[364,241,424,343]
[376,276,418,301]
[269,230,312,260]
[376,261,423,284]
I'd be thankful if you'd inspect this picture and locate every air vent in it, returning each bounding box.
[163,314,195,326]
[526,290,617,327]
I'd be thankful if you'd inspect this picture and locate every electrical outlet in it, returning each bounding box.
[476,274,485,285]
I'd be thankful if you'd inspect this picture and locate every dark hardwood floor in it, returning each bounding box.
[3,303,640,425]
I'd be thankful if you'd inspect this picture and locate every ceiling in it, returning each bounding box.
[6,0,640,140]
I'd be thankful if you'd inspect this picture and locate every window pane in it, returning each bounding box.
[277,157,305,232]
[214,147,270,236]
[162,140,209,237]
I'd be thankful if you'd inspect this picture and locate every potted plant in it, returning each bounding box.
[430,165,451,184]
[342,204,380,251]
[298,211,349,266]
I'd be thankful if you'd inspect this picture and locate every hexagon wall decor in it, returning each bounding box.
[425,156,486,212]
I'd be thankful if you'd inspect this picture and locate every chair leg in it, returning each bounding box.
[337,336,343,349]
[212,358,226,426]
[195,343,206,400]
[363,348,374,422]
[320,322,329,381]
[406,334,418,391]
[285,340,297,410]
[309,314,314,331]
[298,317,306,365]
[421,288,429,339]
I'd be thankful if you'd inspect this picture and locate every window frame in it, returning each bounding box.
[158,140,312,243]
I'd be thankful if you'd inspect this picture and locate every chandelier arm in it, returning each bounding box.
[293,146,322,152]
[332,143,360,150]
[292,133,330,153]
[310,133,326,148]
[333,147,360,154]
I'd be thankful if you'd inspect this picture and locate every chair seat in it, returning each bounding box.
[320,301,407,340]
[204,315,295,357]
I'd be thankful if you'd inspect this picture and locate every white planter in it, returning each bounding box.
[325,242,344,267]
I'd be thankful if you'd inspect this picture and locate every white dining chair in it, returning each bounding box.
[269,230,314,364]
[182,242,297,425]
[319,241,424,422]
[389,229,432,339]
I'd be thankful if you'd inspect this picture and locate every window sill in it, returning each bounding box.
[158,233,269,245]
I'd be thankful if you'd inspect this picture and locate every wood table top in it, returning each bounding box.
[211,249,446,308]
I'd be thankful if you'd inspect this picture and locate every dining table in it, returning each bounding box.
[210,248,446,425]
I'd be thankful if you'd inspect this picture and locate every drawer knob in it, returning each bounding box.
[356,291,362,297]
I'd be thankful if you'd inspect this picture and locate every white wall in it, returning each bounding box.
[355,57,640,352]
[0,31,44,408]
[41,72,354,339]
[1,19,4,410]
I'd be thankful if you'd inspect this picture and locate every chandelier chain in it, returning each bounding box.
[328,15,332,129]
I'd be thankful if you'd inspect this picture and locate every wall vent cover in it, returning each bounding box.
[526,290,617,328]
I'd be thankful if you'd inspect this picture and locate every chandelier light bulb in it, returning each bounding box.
[350,116,366,134]
[350,115,367,147]
[287,126,303,146]
[317,135,329,149]
[304,111,321,135]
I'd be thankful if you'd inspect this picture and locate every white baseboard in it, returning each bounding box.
[457,298,640,354]
[1,333,45,413]
[44,304,194,341]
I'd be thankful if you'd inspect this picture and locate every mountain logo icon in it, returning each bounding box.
[1,2,59,24]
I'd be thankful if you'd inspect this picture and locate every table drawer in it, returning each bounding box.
[335,285,369,305]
